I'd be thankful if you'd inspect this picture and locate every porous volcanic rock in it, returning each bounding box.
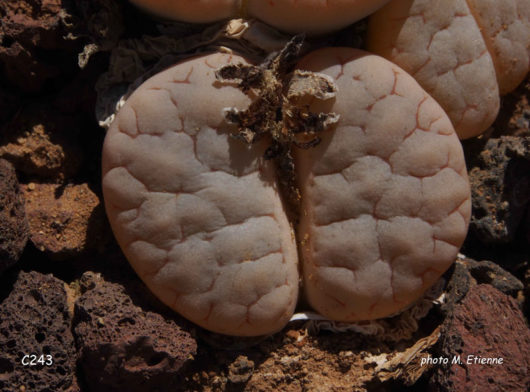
[495,76,530,138]
[441,257,524,315]
[463,258,523,297]
[0,159,29,274]
[440,261,471,315]
[227,355,255,384]
[22,182,106,258]
[0,0,79,92]
[0,270,77,392]
[432,284,530,392]
[73,272,197,392]
[0,105,84,179]
[467,135,530,243]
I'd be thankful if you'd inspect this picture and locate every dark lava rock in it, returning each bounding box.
[0,270,77,392]
[466,135,530,244]
[441,257,523,315]
[432,284,530,392]
[462,258,523,297]
[71,0,125,67]
[0,0,125,93]
[73,272,197,392]
[494,76,530,138]
[0,0,80,92]
[440,261,471,315]
[0,88,20,125]
[0,159,29,274]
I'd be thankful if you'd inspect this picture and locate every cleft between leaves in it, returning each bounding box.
[215,35,340,211]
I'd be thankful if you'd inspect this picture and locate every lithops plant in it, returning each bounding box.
[128,0,392,34]
[102,43,471,336]
[367,0,530,139]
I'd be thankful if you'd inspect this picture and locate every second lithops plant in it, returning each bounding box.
[367,0,530,139]
[128,0,392,34]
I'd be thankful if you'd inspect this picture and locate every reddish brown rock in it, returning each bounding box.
[0,0,127,92]
[0,0,79,92]
[432,284,530,392]
[524,255,530,319]
[73,272,197,392]
[0,105,84,179]
[0,271,77,392]
[0,159,29,274]
[22,182,106,258]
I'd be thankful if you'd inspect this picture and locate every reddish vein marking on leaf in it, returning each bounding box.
[426,31,436,52]
[455,103,478,128]
[426,114,443,130]
[172,289,184,308]
[144,255,170,280]
[203,303,214,322]
[122,165,150,192]
[130,106,142,136]
[441,150,451,170]
[107,199,142,219]
[162,87,179,110]
[448,197,470,217]
[412,57,431,77]
[117,124,138,139]
[326,293,346,307]
[415,96,430,131]
[439,22,451,32]
[437,124,453,136]
[187,132,206,169]
[368,301,378,316]
[411,11,427,25]
[390,69,400,96]
[372,194,384,221]
[203,272,220,296]
[203,58,216,69]
[170,66,194,84]
[357,124,367,135]
[334,54,356,80]
[336,60,346,80]
[455,49,487,70]
[243,279,290,326]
